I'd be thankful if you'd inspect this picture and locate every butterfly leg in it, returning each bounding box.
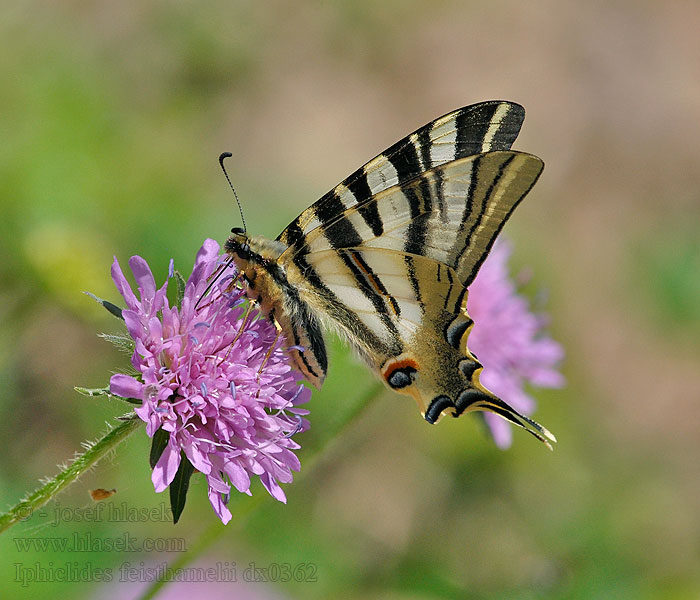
[257,311,283,380]
[217,300,253,366]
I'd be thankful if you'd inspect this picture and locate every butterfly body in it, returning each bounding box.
[226,101,556,446]
[227,232,328,388]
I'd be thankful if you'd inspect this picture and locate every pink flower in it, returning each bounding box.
[109,239,310,524]
[468,240,565,448]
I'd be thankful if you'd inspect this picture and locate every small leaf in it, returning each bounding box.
[74,386,140,404]
[169,452,196,524]
[75,386,111,397]
[175,270,186,309]
[149,428,170,470]
[116,413,139,421]
[97,333,135,353]
[84,291,124,320]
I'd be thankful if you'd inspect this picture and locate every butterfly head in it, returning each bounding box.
[226,227,249,255]
[226,227,251,260]
[225,230,289,304]
[225,229,286,265]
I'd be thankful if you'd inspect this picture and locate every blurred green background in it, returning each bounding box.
[2,1,699,598]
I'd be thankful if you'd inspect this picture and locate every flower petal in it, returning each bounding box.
[188,239,220,289]
[194,239,220,270]
[260,472,287,503]
[183,438,212,474]
[123,310,146,344]
[484,413,513,449]
[128,255,157,311]
[224,461,251,494]
[152,437,182,493]
[109,374,144,400]
[207,484,232,525]
[111,257,139,310]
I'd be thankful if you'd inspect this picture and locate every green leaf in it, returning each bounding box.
[84,291,124,320]
[74,386,140,404]
[74,386,111,397]
[175,270,186,309]
[169,452,196,524]
[97,333,135,353]
[149,428,170,470]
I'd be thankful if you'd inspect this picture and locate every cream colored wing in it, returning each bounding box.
[284,151,544,287]
[278,101,526,249]
[267,103,552,444]
[284,247,554,445]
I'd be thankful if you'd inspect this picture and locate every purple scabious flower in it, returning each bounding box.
[109,239,310,524]
[467,240,564,449]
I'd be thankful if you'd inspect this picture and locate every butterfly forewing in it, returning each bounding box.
[282,151,544,287]
[277,101,525,248]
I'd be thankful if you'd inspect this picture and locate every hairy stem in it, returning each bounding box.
[0,416,141,535]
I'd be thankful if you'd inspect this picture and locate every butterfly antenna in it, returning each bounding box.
[219,152,247,234]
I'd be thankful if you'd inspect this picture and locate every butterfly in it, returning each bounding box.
[225,100,556,447]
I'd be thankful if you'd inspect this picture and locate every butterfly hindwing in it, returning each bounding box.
[283,246,554,445]
[277,150,547,442]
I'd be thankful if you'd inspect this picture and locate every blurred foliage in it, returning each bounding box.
[2,1,700,599]
[631,222,700,337]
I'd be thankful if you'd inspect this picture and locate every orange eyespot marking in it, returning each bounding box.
[383,357,419,390]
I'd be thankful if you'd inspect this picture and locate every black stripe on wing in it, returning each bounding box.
[290,250,402,357]
[282,151,544,292]
[454,101,524,158]
[454,153,544,287]
[315,190,363,247]
[403,175,433,256]
[452,154,517,282]
[387,134,423,186]
[278,100,525,247]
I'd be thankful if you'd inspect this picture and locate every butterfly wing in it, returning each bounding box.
[278,151,553,444]
[289,246,554,445]
[265,101,553,443]
[286,151,543,287]
[278,100,525,248]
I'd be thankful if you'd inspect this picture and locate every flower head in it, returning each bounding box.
[109,239,310,524]
[467,240,564,448]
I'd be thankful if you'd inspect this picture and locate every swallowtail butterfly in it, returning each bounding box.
[225,101,555,447]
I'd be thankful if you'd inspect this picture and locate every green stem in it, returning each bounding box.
[136,382,384,600]
[0,416,142,535]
